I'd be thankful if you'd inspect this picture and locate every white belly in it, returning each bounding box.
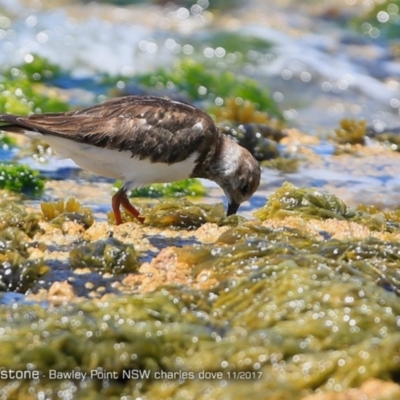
[32,133,197,189]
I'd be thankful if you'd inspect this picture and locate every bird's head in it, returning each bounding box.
[214,138,261,216]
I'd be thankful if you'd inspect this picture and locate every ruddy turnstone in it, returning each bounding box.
[0,96,260,225]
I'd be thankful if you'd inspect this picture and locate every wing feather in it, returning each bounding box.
[0,96,219,164]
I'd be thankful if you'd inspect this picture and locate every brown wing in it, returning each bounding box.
[0,96,219,164]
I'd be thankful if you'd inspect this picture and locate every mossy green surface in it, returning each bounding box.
[0,199,42,237]
[254,181,394,232]
[261,157,301,173]
[254,181,355,221]
[0,185,400,397]
[108,198,244,228]
[333,118,367,146]
[0,227,48,292]
[0,55,69,114]
[0,131,17,147]
[219,123,283,161]
[69,237,139,274]
[142,198,244,229]
[0,251,48,293]
[4,54,62,83]
[0,244,399,398]
[0,201,47,292]
[213,97,282,125]
[41,197,94,229]
[0,163,45,196]
[134,59,283,119]
[373,131,400,152]
[114,178,206,199]
[203,31,272,56]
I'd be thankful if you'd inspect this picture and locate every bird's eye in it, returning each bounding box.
[240,184,250,195]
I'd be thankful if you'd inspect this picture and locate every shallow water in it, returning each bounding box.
[1,0,399,128]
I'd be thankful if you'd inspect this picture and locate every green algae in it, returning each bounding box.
[333,118,367,145]
[203,31,272,56]
[2,177,400,399]
[114,178,206,199]
[0,163,45,196]
[254,181,396,232]
[372,131,400,152]
[261,157,301,173]
[172,216,400,293]
[4,54,62,83]
[108,198,243,228]
[0,131,17,147]
[0,227,31,257]
[254,181,355,221]
[0,199,42,237]
[0,206,47,294]
[41,197,94,229]
[213,97,283,126]
[0,252,48,293]
[0,256,399,398]
[134,59,283,119]
[0,55,68,114]
[219,123,283,161]
[0,227,48,292]
[142,198,244,230]
[69,237,139,274]
[1,215,400,396]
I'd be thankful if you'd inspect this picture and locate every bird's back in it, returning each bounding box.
[0,96,220,164]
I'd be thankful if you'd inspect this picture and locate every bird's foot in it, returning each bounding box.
[112,188,145,225]
[135,215,146,224]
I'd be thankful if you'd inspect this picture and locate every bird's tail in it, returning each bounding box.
[0,114,33,134]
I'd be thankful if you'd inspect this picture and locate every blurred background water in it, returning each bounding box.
[1,0,399,130]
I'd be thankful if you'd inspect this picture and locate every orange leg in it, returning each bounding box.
[112,188,145,225]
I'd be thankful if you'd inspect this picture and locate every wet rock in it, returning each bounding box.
[48,281,77,306]
[69,237,139,275]
[302,379,400,400]
[123,247,192,292]
[0,200,42,237]
[142,198,243,230]
[219,123,282,161]
[41,197,94,229]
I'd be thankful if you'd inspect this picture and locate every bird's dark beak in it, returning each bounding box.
[227,201,240,216]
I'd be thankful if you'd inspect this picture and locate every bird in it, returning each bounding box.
[0,95,261,225]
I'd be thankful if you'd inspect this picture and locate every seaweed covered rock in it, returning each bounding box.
[261,156,301,173]
[219,123,282,161]
[141,199,243,230]
[0,54,68,115]
[0,199,42,237]
[118,178,206,199]
[41,197,94,229]
[0,227,48,292]
[333,118,367,145]
[255,182,355,221]
[69,237,139,274]
[0,261,399,398]
[214,97,284,126]
[0,163,45,196]
[0,252,48,292]
[254,182,391,231]
[368,129,400,152]
[133,59,283,119]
